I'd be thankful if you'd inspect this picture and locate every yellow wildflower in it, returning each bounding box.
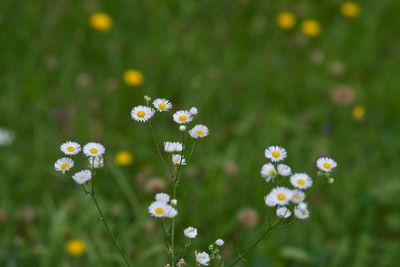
[301,19,321,37]
[341,2,360,18]
[115,150,133,166]
[276,12,297,30]
[123,69,144,86]
[66,239,85,257]
[89,12,112,32]
[352,104,366,120]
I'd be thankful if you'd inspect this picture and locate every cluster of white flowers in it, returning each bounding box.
[262,145,337,220]
[148,192,178,218]
[54,141,106,184]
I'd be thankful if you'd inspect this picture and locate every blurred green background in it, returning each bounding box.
[1,0,400,266]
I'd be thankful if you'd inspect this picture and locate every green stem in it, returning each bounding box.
[149,120,173,176]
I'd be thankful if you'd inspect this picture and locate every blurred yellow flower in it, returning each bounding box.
[341,2,360,18]
[301,19,321,37]
[276,12,297,30]
[89,12,112,32]
[352,104,365,120]
[115,150,133,166]
[123,69,144,86]
[66,239,85,257]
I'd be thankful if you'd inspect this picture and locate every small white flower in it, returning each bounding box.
[290,173,313,189]
[294,203,310,219]
[215,239,224,246]
[316,157,337,172]
[265,146,287,162]
[148,201,169,218]
[0,128,15,146]
[60,141,81,155]
[164,142,183,153]
[190,107,198,115]
[72,170,92,185]
[155,193,170,203]
[54,157,74,173]
[270,187,293,206]
[264,193,276,207]
[276,206,291,218]
[172,154,186,165]
[277,164,292,176]
[173,110,193,124]
[83,142,105,157]
[179,125,186,131]
[195,251,210,266]
[166,206,178,218]
[260,163,277,182]
[291,190,305,204]
[153,98,172,112]
[131,105,155,122]
[184,227,198,238]
[89,157,104,168]
[189,125,209,139]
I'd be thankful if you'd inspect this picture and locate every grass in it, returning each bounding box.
[1,0,400,266]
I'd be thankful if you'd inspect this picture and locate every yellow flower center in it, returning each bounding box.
[66,240,86,257]
[277,193,286,201]
[297,179,305,186]
[179,115,187,122]
[90,147,99,154]
[89,13,112,32]
[67,146,75,152]
[158,103,167,110]
[323,162,332,169]
[293,194,300,201]
[60,163,69,171]
[196,130,204,136]
[155,207,164,215]
[137,111,146,118]
[276,12,297,30]
[271,151,281,158]
[301,20,321,37]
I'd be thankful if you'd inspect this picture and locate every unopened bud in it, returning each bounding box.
[171,199,178,206]
[179,125,186,131]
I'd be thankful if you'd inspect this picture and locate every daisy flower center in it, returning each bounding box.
[67,146,75,152]
[323,162,332,169]
[158,103,166,110]
[60,163,69,170]
[293,194,300,200]
[272,151,281,158]
[137,111,146,118]
[179,115,187,122]
[196,130,204,136]
[297,179,305,185]
[90,147,99,154]
[155,207,164,215]
[277,193,286,201]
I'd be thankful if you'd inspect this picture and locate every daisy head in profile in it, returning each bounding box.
[270,187,293,206]
[294,202,310,219]
[265,146,287,162]
[290,173,313,189]
[72,170,92,185]
[164,142,183,153]
[316,157,337,172]
[173,110,193,124]
[195,251,210,266]
[260,163,277,182]
[60,141,81,155]
[172,154,186,165]
[54,158,74,173]
[189,124,209,139]
[131,105,155,122]
[277,164,292,176]
[184,227,198,239]
[276,206,291,218]
[153,98,172,112]
[83,142,105,158]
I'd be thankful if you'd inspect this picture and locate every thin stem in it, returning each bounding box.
[186,140,199,164]
[90,191,131,267]
[149,120,173,176]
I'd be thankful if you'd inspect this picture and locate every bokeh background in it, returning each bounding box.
[1,0,400,266]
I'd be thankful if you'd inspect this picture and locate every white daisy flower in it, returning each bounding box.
[264,193,276,207]
[294,203,310,219]
[290,173,313,189]
[131,105,155,122]
[316,157,337,172]
[276,206,291,218]
[215,239,224,246]
[195,251,210,266]
[148,201,169,218]
[184,227,198,238]
[190,107,198,115]
[270,187,293,206]
[172,154,186,165]
[0,128,15,146]
[153,98,172,112]
[60,141,81,155]
[72,170,92,185]
[291,190,305,204]
[173,110,193,124]
[164,142,183,153]
[277,164,292,176]
[189,124,209,139]
[89,157,104,169]
[260,163,277,182]
[155,192,170,203]
[54,157,74,173]
[265,146,287,162]
[83,142,105,157]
